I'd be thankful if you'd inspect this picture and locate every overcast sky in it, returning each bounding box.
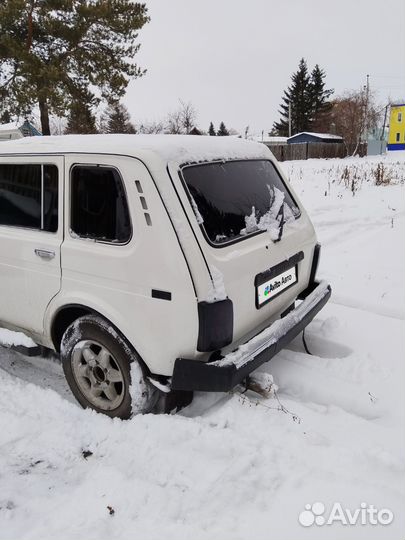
[124,0,405,135]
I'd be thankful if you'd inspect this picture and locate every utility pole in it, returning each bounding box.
[380,103,388,141]
[288,102,292,137]
[363,74,370,142]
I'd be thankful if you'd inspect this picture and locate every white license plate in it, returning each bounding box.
[257,266,297,306]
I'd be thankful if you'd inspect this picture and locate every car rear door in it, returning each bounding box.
[168,158,317,344]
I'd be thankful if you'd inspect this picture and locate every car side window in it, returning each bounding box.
[0,163,58,232]
[70,165,131,243]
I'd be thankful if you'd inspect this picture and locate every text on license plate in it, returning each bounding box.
[257,266,297,306]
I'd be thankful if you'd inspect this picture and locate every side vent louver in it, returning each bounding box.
[140,196,148,210]
[135,180,152,226]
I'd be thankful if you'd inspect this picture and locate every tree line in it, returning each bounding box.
[0,2,382,150]
[35,99,233,136]
[272,58,381,152]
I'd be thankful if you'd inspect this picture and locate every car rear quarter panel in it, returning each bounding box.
[45,154,199,376]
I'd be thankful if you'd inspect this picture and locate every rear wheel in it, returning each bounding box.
[61,315,156,419]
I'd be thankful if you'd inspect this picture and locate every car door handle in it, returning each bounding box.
[35,249,56,260]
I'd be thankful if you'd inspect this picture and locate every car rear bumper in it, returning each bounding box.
[171,280,331,392]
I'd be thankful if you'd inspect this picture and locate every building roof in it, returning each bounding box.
[0,122,23,141]
[0,122,21,132]
[0,134,270,166]
[0,120,42,137]
[288,132,343,141]
[254,136,288,143]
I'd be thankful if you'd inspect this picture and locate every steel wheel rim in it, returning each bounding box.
[71,339,125,411]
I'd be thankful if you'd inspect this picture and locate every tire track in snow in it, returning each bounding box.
[0,346,74,404]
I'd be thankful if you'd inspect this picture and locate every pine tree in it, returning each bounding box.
[0,1,148,135]
[104,102,136,134]
[273,58,312,136]
[217,122,229,136]
[65,100,98,135]
[308,65,333,132]
[208,122,216,136]
[0,110,11,124]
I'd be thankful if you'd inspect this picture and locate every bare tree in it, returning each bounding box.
[133,101,198,135]
[166,108,183,134]
[325,89,381,155]
[228,128,240,136]
[137,121,165,134]
[50,115,67,135]
[165,100,197,134]
[179,100,196,134]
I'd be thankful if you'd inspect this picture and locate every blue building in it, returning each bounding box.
[0,120,42,141]
[287,132,343,144]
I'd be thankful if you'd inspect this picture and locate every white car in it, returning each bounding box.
[0,135,331,418]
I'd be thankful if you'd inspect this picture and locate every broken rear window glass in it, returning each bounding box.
[181,160,300,245]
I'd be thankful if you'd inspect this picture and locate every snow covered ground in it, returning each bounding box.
[1,153,404,540]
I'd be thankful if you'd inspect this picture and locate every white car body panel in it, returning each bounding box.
[0,135,319,377]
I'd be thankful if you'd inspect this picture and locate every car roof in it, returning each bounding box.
[0,134,270,166]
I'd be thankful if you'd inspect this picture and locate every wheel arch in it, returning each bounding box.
[51,304,95,352]
[50,305,150,377]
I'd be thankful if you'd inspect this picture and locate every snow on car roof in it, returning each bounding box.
[0,134,271,165]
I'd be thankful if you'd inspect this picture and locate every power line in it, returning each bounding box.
[370,75,405,79]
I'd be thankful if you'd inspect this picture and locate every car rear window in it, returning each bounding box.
[181,159,300,245]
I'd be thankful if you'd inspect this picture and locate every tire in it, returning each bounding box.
[61,314,157,419]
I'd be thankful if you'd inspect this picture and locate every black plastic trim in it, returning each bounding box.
[254,251,304,286]
[309,243,321,285]
[171,282,331,392]
[197,299,234,352]
[299,244,321,299]
[151,289,172,301]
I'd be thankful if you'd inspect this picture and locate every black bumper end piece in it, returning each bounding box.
[171,281,331,392]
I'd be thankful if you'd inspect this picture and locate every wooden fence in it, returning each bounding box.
[266,142,367,162]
